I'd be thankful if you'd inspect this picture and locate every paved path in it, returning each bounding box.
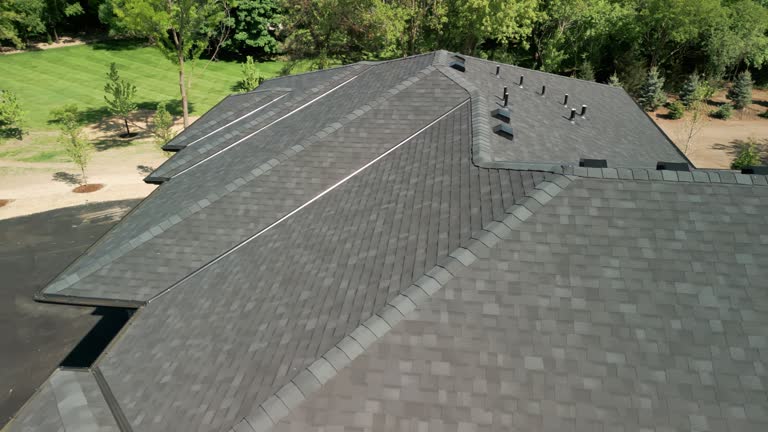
[0,199,139,428]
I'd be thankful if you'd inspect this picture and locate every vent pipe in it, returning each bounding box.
[519,76,524,87]
[569,108,577,121]
[541,85,546,96]
[580,105,588,117]
[496,65,500,77]
[563,94,569,106]
[503,93,509,106]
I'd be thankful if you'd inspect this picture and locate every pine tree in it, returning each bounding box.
[577,61,595,82]
[152,102,175,150]
[607,73,623,88]
[104,63,138,136]
[727,71,753,110]
[638,67,667,111]
[679,74,701,107]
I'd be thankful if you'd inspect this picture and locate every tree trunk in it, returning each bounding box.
[123,118,130,135]
[53,27,59,43]
[178,51,189,128]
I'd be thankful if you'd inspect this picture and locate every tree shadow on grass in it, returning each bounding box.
[89,39,148,51]
[93,138,136,152]
[52,172,80,186]
[136,100,188,117]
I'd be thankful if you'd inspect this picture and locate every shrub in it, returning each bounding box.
[638,67,667,111]
[607,73,623,88]
[759,109,768,119]
[238,56,263,92]
[152,103,175,148]
[731,141,762,170]
[727,71,753,110]
[710,104,733,120]
[0,89,24,139]
[667,101,685,119]
[577,61,595,81]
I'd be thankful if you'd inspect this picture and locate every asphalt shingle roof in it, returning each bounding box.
[11,50,768,432]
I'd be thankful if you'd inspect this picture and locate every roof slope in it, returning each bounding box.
[13,50,768,432]
[274,177,768,432]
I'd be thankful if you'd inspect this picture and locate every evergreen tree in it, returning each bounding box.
[607,73,623,88]
[104,62,137,136]
[679,73,701,107]
[237,56,262,92]
[727,71,753,110]
[577,61,595,81]
[638,67,667,111]
[152,102,175,149]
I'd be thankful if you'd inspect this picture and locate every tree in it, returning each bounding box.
[727,70,753,110]
[731,139,762,169]
[0,89,24,139]
[110,0,231,128]
[151,102,175,149]
[223,0,281,56]
[638,66,666,111]
[679,73,701,107]
[104,62,137,136]
[577,60,594,81]
[678,101,706,154]
[706,0,768,77]
[444,0,538,54]
[237,55,261,91]
[51,104,92,184]
[0,0,45,48]
[43,0,83,42]
[607,73,623,88]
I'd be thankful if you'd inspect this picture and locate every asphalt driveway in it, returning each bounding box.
[0,200,139,428]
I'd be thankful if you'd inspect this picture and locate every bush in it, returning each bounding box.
[607,73,623,88]
[0,89,24,139]
[667,101,685,119]
[710,104,733,120]
[237,56,263,92]
[152,103,175,148]
[759,109,768,119]
[731,141,762,170]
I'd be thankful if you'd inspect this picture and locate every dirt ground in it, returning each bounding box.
[0,113,195,220]
[651,88,768,169]
[0,35,95,55]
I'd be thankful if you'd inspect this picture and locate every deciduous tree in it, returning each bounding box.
[110,0,231,128]
[103,62,138,136]
[51,104,92,185]
[0,0,45,48]
[0,89,24,139]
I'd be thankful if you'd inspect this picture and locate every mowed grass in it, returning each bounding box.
[0,40,298,130]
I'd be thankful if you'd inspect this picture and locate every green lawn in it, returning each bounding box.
[0,40,299,130]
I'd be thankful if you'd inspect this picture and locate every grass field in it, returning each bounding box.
[0,40,298,130]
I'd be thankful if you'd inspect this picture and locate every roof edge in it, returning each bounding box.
[34,291,144,309]
[228,173,576,432]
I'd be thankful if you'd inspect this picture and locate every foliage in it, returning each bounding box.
[577,60,594,81]
[731,140,762,169]
[52,104,91,184]
[710,104,733,120]
[679,74,701,107]
[103,62,138,135]
[727,71,753,110]
[707,0,768,77]
[43,0,84,40]
[759,109,768,119]
[237,55,262,91]
[151,102,175,148]
[223,0,281,56]
[638,67,666,111]
[109,0,231,127]
[679,101,706,154]
[607,73,623,88]
[667,101,684,120]
[0,0,45,48]
[0,89,24,139]
[443,0,539,54]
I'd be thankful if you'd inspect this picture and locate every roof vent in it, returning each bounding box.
[569,108,577,121]
[493,124,514,139]
[656,162,690,172]
[453,54,466,62]
[519,76,524,87]
[491,107,511,122]
[449,61,466,72]
[580,105,588,117]
[579,159,608,168]
[541,85,546,96]
[563,94,569,106]
[495,65,500,77]
[741,166,768,175]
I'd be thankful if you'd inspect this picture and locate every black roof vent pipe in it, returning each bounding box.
[541,85,546,96]
[580,105,588,117]
[569,108,577,121]
[563,94,569,106]
[496,65,500,77]
[519,76,524,87]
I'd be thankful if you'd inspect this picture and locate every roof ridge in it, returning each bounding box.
[563,165,768,186]
[42,63,444,301]
[227,173,575,432]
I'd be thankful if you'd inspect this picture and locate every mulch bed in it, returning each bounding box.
[72,184,105,193]
[0,199,12,208]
